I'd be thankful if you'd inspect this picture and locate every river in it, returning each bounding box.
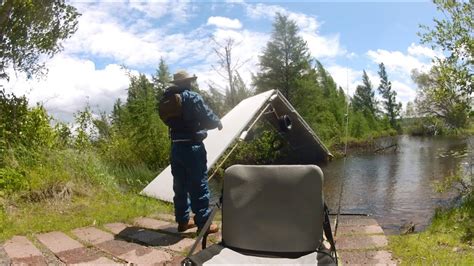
[322,135,473,234]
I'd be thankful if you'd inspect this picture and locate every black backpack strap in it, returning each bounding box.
[323,203,338,263]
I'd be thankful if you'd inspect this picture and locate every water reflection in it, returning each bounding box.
[322,135,473,234]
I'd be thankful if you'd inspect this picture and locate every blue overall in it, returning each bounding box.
[168,88,221,228]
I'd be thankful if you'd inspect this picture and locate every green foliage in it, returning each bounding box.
[73,105,95,151]
[412,67,470,130]
[253,13,311,102]
[433,166,472,196]
[152,58,172,102]
[403,116,446,136]
[377,63,402,130]
[0,166,28,195]
[352,70,378,117]
[413,0,473,131]
[0,89,57,166]
[419,0,473,98]
[349,111,370,138]
[0,0,80,79]
[229,129,287,165]
[101,74,170,170]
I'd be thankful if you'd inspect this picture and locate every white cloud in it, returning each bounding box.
[245,3,346,59]
[62,7,214,69]
[128,1,170,19]
[326,65,361,96]
[366,43,441,79]
[302,32,345,59]
[1,54,133,122]
[367,49,431,76]
[245,3,319,32]
[207,16,242,29]
[407,43,443,59]
[392,80,416,104]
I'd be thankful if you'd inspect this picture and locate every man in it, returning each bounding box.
[164,70,222,234]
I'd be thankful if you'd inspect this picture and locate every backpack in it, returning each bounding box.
[159,91,183,126]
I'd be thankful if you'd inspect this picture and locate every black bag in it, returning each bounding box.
[159,92,182,126]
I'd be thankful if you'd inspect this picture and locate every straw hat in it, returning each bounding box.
[171,70,197,84]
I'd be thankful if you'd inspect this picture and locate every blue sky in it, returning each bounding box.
[2,0,443,122]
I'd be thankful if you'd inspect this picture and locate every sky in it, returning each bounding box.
[1,0,443,122]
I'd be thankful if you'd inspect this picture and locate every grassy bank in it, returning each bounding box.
[0,148,172,242]
[0,190,171,242]
[389,193,474,265]
[328,129,398,158]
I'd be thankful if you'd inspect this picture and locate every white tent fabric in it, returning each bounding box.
[140,90,276,202]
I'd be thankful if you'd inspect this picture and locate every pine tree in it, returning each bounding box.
[352,70,378,116]
[377,63,401,130]
[152,58,172,100]
[253,13,311,102]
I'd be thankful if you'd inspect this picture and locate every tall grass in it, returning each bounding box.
[0,146,170,242]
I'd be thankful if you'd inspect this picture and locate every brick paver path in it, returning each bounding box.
[1,214,397,265]
[332,215,398,265]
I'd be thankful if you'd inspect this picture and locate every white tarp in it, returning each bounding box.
[140,90,276,202]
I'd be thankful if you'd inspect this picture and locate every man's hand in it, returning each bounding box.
[217,121,223,131]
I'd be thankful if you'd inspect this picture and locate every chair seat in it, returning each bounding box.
[188,244,336,265]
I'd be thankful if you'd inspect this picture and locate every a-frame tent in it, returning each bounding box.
[141,89,333,202]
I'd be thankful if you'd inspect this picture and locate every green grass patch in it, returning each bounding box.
[0,147,173,243]
[389,193,474,265]
[0,189,171,242]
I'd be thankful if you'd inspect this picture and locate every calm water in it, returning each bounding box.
[322,135,473,234]
[209,135,473,234]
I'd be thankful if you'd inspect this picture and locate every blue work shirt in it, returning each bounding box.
[169,88,221,141]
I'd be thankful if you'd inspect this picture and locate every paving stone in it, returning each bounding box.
[166,255,186,265]
[339,250,397,265]
[336,235,388,250]
[96,240,172,264]
[154,213,175,222]
[134,217,172,230]
[3,236,43,258]
[29,237,64,265]
[36,231,113,264]
[331,217,379,232]
[336,224,385,236]
[166,238,196,253]
[3,236,46,265]
[104,223,130,235]
[0,246,10,266]
[9,256,47,265]
[36,232,83,254]
[74,226,172,264]
[55,247,115,264]
[71,227,115,245]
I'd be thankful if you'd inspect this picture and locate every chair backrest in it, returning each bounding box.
[222,165,324,253]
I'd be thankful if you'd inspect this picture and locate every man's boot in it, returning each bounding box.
[178,220,197,232]
[198,223,219,234]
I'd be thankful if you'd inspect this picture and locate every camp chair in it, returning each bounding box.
[183,165,337,265]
